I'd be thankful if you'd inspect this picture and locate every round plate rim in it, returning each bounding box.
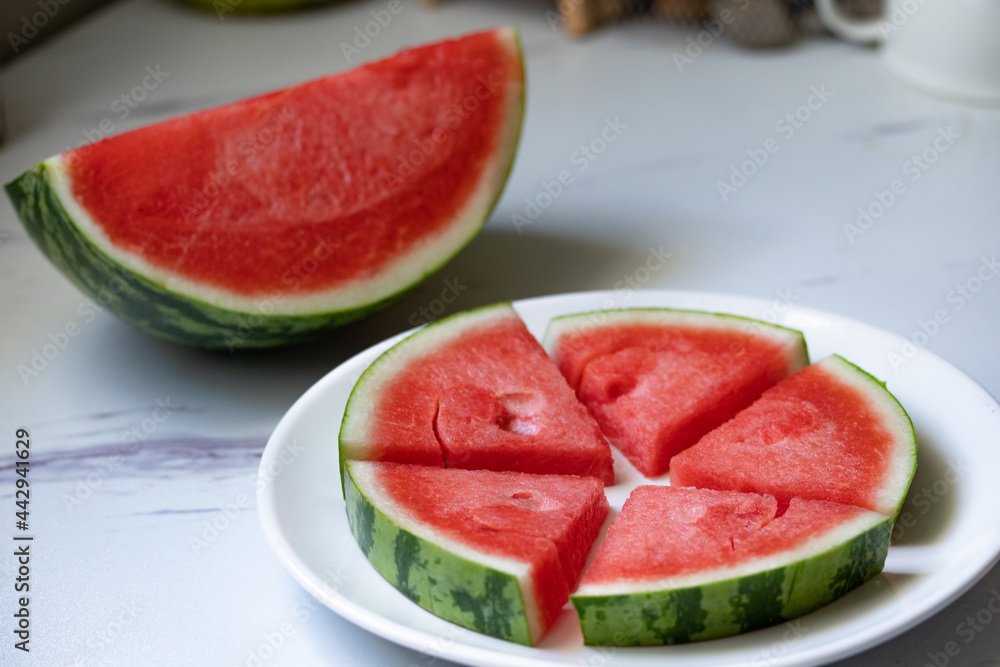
[257,289,1000,667]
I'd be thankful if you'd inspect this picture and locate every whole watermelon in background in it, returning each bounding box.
[4,29,524,349]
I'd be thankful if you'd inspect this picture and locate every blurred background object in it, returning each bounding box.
[423,0,886,47]
[1,0,114,145]
[0,0,887,60]
[816,0,1000,104]
[0,60,4,145]
[716,0,801,48]
[654,0,709,23]
[180,0,343,17]
[1,0,116,63]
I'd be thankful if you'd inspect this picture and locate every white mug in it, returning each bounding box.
[815,0,1000,105]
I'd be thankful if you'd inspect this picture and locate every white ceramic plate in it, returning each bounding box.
[257,290,1000,667]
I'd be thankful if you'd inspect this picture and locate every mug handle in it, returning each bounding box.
[814,0,886,44]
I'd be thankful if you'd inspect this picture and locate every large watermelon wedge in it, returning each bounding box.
[339,302,616,485]
[543,308,809,477]
[571,486,892,646]
[343,460,609,645]
[5,29,524,349]
[670,355,917,516]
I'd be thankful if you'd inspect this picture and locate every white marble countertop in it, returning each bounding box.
[1,0,999,665]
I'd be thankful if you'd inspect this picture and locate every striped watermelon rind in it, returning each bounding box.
[5,30,525,350]
[5,166,392,349]
[571,510,893,646]
[542,307,811,378]
[343,459,541,646]
[336,304,916,646]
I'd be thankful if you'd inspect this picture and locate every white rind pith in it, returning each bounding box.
[346,460,545,642]
[339,303,517,455]
[347,460,532,577]
[816,355,917,517]
[543,308,809,376]
[44,31,523,317]
[573,508,887,598]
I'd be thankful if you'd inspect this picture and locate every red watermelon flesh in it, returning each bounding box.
[670,355,917,517]
[580,486,875,586]
[355,461,609,636]
[436,384,610,478]
[582,486,776,584]
[340,304,616,484]
[571,484,893,645]
[61,30,521,298]
[373,462,609,590]
[545,310,808,477]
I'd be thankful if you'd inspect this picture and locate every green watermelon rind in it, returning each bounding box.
[4,30,526,350]
[571,512,893,646]
[820,354,918,519]
[338,301,517,496]
[5,166,394,350]
[542,307,811,378]
[343,459,538,646]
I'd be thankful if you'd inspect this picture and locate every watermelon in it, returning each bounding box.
[543,308,809,477]
[343,460,609,645]
[339,302,615,485]
[571,486,892,646]
[338,305,914,648]
[670,355,917,517]
[4,29,525,349]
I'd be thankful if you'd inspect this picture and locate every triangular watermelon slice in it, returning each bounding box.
[571,486,892,646]
[340,303,616,485]
[344,460,609,645]
[670,355,917,517]
[5,29,524,349]
[543,309,809,477]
